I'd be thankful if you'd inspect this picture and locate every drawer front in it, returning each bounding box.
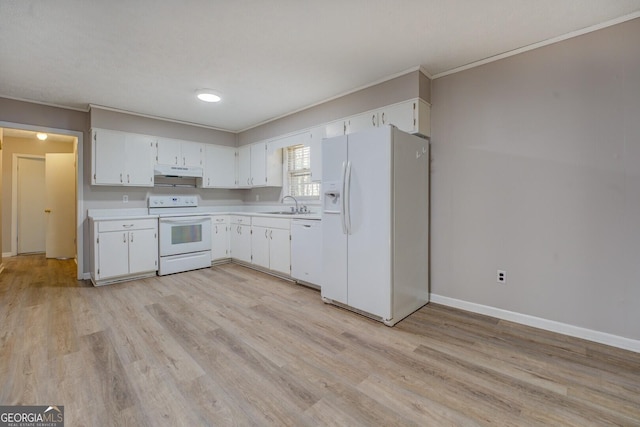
[97,218,157,232]
[252,216,290,230]
[229,215,251,225]
[211,215,229,225]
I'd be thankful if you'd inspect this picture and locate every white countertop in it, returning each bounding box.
[88,208,320,221]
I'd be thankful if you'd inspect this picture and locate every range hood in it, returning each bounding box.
[154,164,203,178]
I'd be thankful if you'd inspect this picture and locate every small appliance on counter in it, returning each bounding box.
[149,195,212,275]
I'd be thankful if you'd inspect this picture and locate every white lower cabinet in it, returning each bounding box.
[291,219,322,286]
[89,218,158,285]
[211,215,230,261]
[251,217,291,276]
[230,216,252,263]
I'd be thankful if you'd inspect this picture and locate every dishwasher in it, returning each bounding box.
[291,219,322,288]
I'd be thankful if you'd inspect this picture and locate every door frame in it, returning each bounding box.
[12,154,46,255]
[1,121,84,280]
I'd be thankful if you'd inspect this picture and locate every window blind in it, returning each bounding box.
[287,145,319,198]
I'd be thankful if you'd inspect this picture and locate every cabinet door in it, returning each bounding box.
[291,222,322,284]
[380,101,416,133]
[128,228,158,274]
[251,226,270,269]
[264,142,283,187]
[181,141,203,167]
[325,120,345,138]
[250,142,266,187]
[237,145,251,188]
[204,145,237,188]
[347,111,378,134]
[96,231,129,279]
[269,228,291,275]
[124,134,155,187]
[156,138,181,165]
[211,223,230,260]
[93,129,125,185]
[308,126,325,182]
[230,224,252,263]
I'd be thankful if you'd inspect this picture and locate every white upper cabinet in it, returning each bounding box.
[92,128,155,187]
[237,141,283,188]
[379,99,431,136]
[237,145,252,188]
[325,120,346,138]
[156,137,203,167]
[202,144,237,188]
[347,111,378,134]
[308,126,325,182]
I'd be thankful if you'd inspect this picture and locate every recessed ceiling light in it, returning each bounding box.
[36,132,48,141]
[196,90,221,103]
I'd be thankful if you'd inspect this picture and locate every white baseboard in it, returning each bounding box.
[2,252,14,258]
[430,294,640,353]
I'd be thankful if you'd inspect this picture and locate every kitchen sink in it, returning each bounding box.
[262,211,298,215]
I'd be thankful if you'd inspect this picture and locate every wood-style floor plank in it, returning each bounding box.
[1,254,639,426]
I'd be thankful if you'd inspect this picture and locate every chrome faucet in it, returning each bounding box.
[282,195,299,213]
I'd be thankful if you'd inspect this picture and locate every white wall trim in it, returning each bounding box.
[0,94,89,112]
[430,294,640,353]
[431,11,640,79]
[89,104,232,133]
[2,252,13,258]
[237,65,426,133]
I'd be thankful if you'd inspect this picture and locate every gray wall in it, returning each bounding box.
[431,18,640,340]
[238,70,428,145]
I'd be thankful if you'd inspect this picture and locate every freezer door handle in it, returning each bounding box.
[340,161,347,235]
[345,160,352,235]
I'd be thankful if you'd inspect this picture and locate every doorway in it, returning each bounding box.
[4,128,79,265]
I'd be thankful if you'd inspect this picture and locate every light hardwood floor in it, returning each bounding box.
[1,255,639,426]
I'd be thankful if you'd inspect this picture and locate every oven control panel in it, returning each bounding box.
[148,195,198,208]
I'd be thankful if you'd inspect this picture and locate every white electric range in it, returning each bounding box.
[148,195,212,275]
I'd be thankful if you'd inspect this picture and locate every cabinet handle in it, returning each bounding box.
[215,225,218,234]
[130,233,134,242]
[382,112,385,124]
[120,173,123,183]
[265,229,268,238]
[247,178,250,185]
[372,114,376,126]
[123,233,127,243]
[122,224,134,228]
[251,177,254,185]
[127,174,130,183]
[175,156,178,164]
[270,230,273,239]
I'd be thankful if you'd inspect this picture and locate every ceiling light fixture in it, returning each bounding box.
[36,132,48,141]
[196,89,221,103]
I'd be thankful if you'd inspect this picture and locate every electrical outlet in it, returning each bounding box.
[123,195,128,203]
[497,270,506,284]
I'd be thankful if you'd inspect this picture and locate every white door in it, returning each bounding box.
[17,157,46,254]
[346,128,392,319]
[45,153,76,258]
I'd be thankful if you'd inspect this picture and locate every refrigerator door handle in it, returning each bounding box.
[345,160,352,234]
[340,161,347,234]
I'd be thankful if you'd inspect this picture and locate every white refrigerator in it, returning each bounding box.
[321,125,430,326]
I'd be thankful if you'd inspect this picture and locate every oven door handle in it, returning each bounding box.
[161,218,209,225]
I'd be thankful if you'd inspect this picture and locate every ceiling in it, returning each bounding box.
[1,1,639,133]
